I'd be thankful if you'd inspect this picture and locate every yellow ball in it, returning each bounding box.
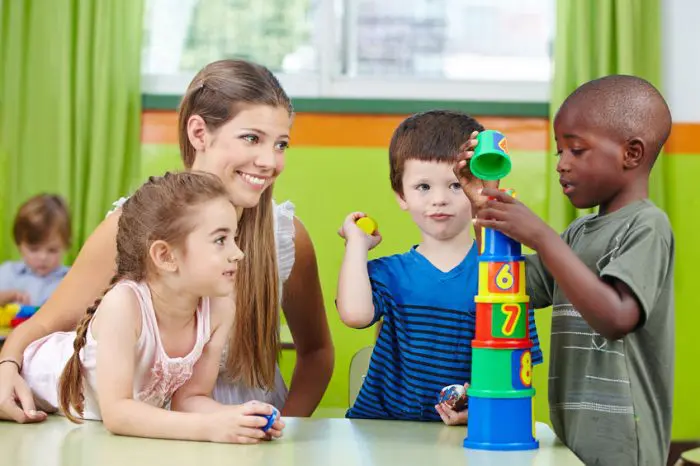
[356,217,377,235]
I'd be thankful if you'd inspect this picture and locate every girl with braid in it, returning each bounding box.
[18,172,284,443]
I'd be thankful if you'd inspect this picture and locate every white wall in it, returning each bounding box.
[663,0,700,123]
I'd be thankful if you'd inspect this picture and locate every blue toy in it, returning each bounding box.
[16,305,39,319]
[258,406,280,432]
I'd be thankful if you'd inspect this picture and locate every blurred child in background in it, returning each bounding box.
[0,194,71,307]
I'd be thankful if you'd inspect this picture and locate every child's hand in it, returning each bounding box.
[435,383,469,426]
[0,361,48,423]
[337,212,382,250]
[435,403,468,426]
[453,131,500,216]
[0,290,30,306]
[475,188,555,251]
[205,400,285,444]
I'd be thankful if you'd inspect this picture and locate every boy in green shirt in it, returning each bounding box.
[457,75,674,466]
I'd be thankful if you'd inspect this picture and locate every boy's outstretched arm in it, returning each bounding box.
[475,188,640,341]
[336,212,382,329]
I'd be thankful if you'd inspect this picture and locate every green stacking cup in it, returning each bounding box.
[470,130,512,181]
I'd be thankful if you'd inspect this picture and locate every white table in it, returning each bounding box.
[0,416,582,466]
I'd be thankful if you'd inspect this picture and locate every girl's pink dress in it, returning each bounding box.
[22,280,211,420]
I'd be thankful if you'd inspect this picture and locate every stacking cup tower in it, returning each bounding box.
[463,131,538,451]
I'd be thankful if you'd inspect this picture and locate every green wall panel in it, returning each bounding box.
[665,155,700,440]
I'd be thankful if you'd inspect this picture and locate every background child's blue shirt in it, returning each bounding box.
[0,261,69,306]
[346,243,542,421]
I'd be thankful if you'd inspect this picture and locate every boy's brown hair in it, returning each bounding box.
[13,194,72,247]
[389,110,484,195]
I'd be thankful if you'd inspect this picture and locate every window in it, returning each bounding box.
[142,0,318,74]
[142,0,554,103]
[142,0,321,95]
[343,0,552,81]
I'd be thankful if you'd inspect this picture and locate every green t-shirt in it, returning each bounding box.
[526,199,675,466]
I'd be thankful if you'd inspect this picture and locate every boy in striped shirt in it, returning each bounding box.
[336,110,542,424]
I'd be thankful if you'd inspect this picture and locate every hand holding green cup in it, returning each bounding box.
[469,130,512,181]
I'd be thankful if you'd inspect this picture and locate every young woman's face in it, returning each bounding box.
[189,105,292,208]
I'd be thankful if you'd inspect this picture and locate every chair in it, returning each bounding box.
[348,346,374,406]
[676,447,700,466]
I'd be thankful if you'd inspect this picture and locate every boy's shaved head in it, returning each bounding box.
[558,75,672,165]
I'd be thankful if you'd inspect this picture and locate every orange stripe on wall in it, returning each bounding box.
[143,111,549,150]
[142,111,179,145]
[291,114,549,151]
[142,110,700,154]
[142,111,548,150]
[665,123,700,154]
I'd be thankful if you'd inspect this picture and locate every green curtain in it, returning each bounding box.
[0,0,143,262]
[547,0,664,232]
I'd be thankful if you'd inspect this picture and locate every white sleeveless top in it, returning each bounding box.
[107,198,296,409]
[22,280,212,420]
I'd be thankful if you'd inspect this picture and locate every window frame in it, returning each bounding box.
[141,0,553,115]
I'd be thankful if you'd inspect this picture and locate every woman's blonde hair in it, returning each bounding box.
[178,59,292,389]
[58,172,230,422]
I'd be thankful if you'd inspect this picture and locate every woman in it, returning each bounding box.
[0,59,334,423]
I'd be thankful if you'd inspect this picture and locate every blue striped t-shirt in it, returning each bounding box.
[346,243,543,421]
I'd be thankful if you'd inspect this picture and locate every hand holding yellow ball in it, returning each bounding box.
[355,216,378,235]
